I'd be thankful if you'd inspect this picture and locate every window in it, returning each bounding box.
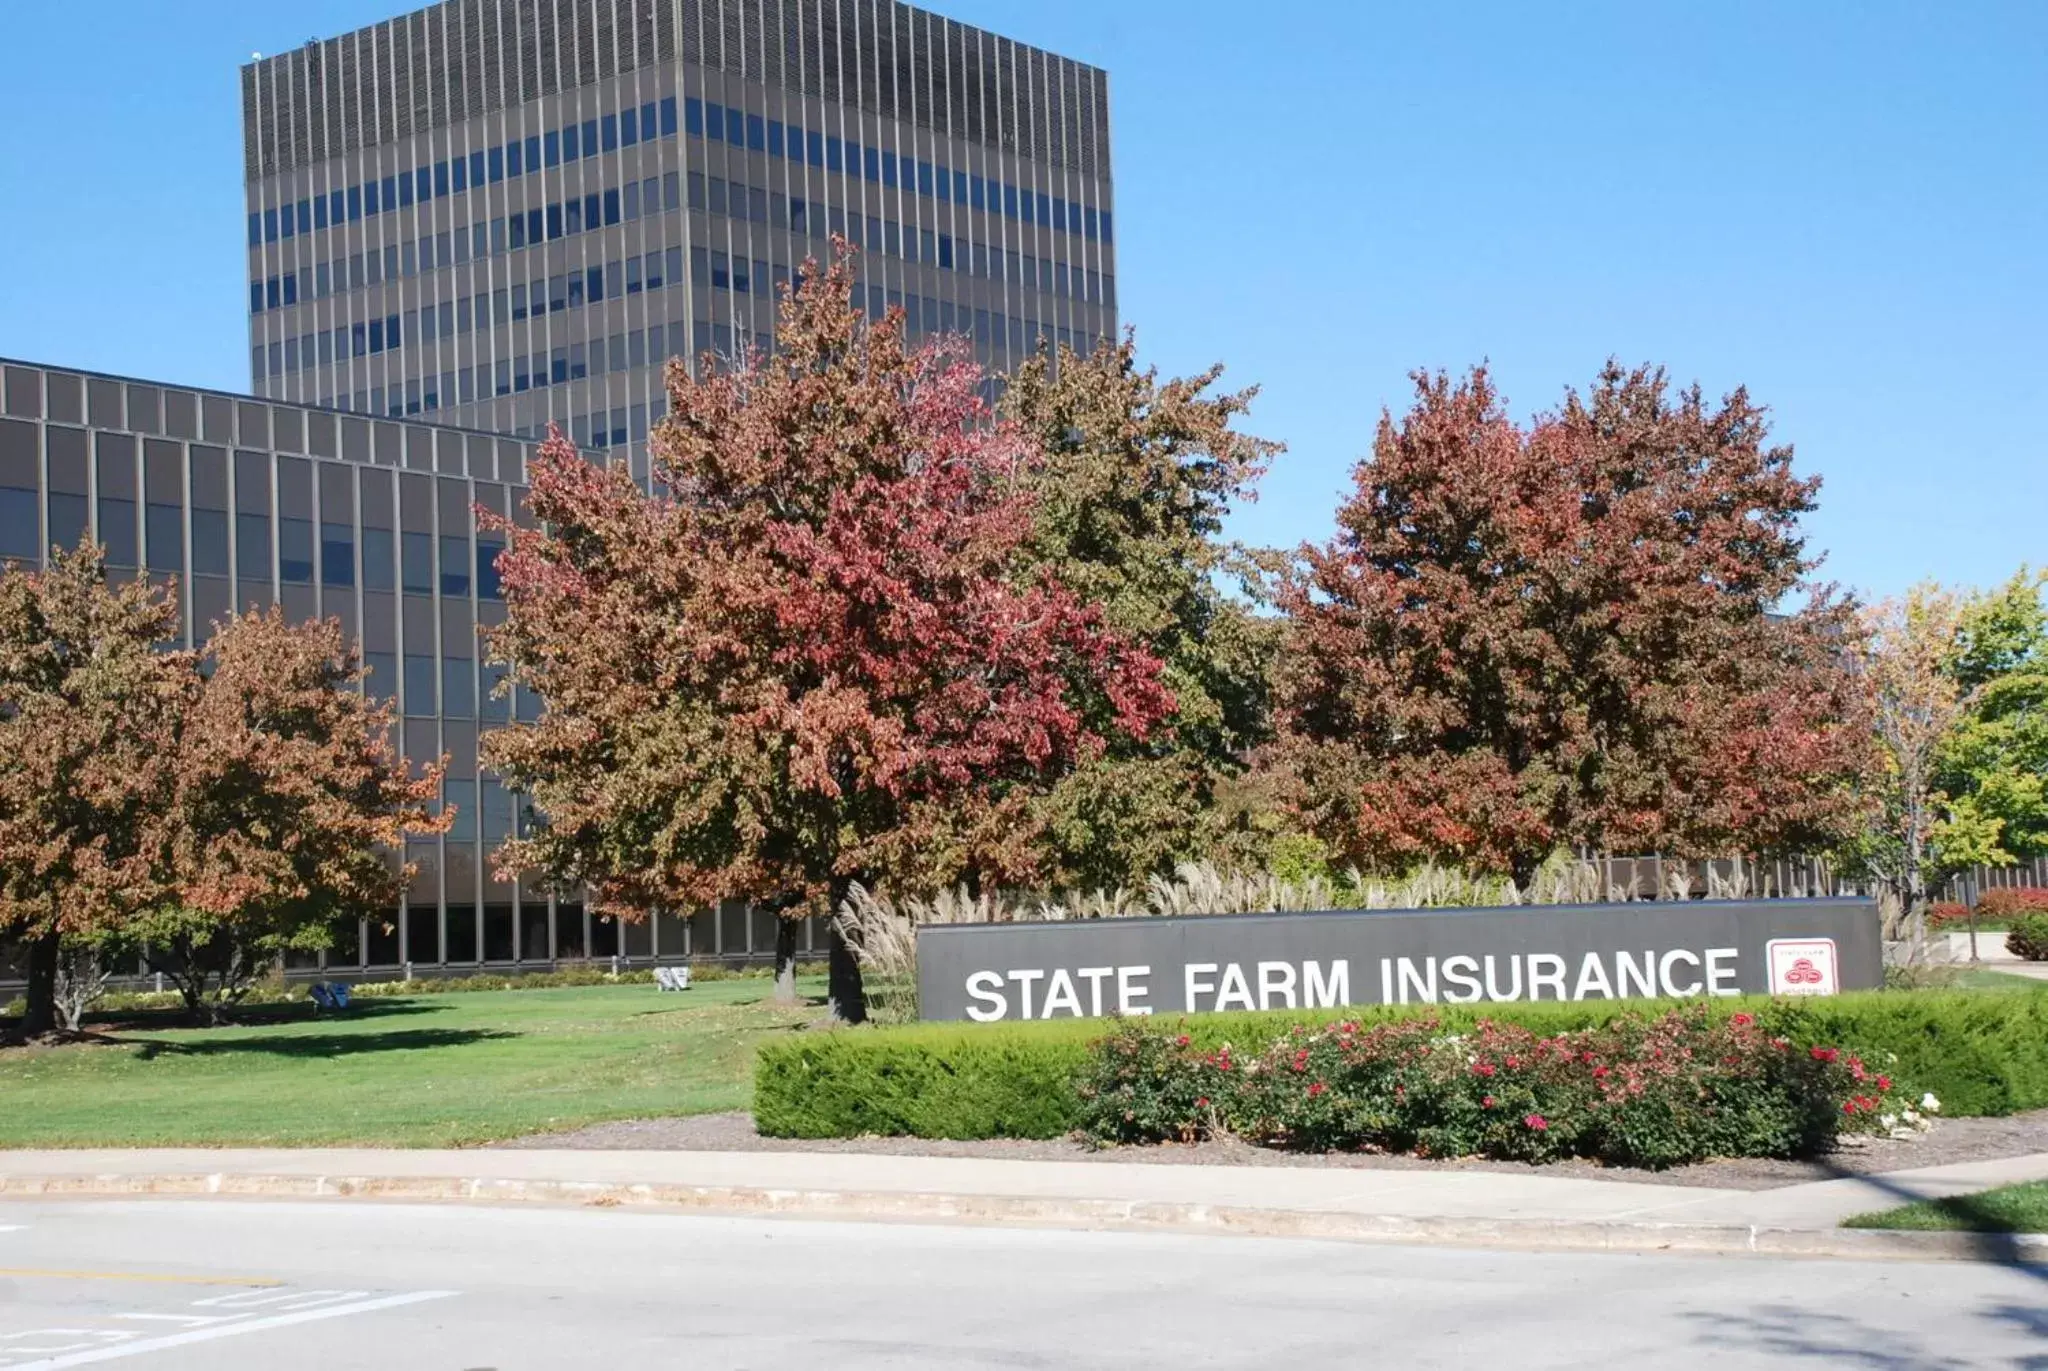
[401,531,433,594]
[685,97,704,135]
[439,535,470,597]
[402,654,436,715]
[443,658,475,719]
[364,650,399,703]
[476,537,504,599]
[279,516,314,584]
[236,512,269,581]
[321,521,354,587]
[361,527,395,592]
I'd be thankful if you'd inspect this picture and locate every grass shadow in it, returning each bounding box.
[1821,1154,2048,1274]
[118,1026,518,1060]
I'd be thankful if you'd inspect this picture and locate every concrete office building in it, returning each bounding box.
[242,0,1118,465]
[0,359,822,975]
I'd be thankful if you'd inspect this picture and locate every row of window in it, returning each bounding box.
[254,174,681,313]
[247,88,1110,256]
[250,99,680,245]
[285,288,1105,425]
[0,426,512,604]
[252,161,1110,323]
[683,96,1110,244]
[260,247,690,377]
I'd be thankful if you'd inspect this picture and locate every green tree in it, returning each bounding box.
[1939,569,2048,865]
[1003,336,1283,887]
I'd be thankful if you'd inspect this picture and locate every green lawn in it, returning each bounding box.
[0,980,823,1148]
[1844,1181,2048,1233]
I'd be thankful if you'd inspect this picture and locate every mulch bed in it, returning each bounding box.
[489,1106,2048,1191]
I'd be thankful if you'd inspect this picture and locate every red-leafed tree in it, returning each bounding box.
[135,607,449,1022]
[482,245,1172,1018]
[1275,362,1873,884]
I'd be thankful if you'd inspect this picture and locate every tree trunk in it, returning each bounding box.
[20,929,61,1037]
[827,921,865,1025]
[772,916,800,1003]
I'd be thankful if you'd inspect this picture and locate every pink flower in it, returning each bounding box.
[1175,1034,1191,1047]
[1195,1097,1210,1109]
[1842,1099,1859,1115]
[1591,1065,1610,1079]
[1810,1046,1839,1064]
[1307,1081,1328,1098]
[1524,1114,1549,1131]
[1876,1075,1892,1092]
[1472,1062,1497,1077]
[1731,1012,1755,1027]
[1482,1095,1496,1109]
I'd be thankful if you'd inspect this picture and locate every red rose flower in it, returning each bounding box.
[1524,1114,1549,1131]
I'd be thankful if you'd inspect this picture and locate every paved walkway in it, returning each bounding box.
[5,1145,2048,1259]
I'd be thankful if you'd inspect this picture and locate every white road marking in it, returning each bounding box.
[0,1290,455,1369]
[0,1227,24,1234]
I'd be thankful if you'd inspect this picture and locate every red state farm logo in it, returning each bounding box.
[1767,938,1840,996]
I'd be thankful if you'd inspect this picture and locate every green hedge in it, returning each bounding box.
[752,989,2048,1140]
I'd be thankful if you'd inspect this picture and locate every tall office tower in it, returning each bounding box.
[241,0,1118,467]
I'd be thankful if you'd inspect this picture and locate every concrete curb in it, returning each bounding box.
[4,1170,2045,1263]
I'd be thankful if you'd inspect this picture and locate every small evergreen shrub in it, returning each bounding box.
[2007,914,2048,962]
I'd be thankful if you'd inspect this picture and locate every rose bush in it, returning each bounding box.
[1074,1007,1899,1167]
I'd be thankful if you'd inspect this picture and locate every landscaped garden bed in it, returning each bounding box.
[752,989,2048,1169]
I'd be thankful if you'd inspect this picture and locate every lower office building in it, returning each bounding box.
[0,356,821,982]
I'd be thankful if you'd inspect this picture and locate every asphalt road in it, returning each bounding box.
[0,1200,2041,1369]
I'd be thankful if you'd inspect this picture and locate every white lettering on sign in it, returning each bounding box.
[954,946,1753,1020]
[1116,965,1152,1014]
[1303,959,1349,1008]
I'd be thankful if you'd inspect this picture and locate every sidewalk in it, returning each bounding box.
[4,1145,2047,1262]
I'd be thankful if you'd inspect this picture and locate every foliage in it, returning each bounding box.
[1003,336,1283,887]
[1976,887,2048,920]
[135,608,447,1023]
[2006,914,2048,962]
[1939,569,2048,861]
[753,988,2048,1140]
[1072,1020,1220,1145]
[1078,1009,1895,1167]
[1273,362,1872,883]
[1926,902,1970,928]
[1844,1179,2048,1233]
[0,980,819,1148]
[0,549,444,1033]
[1847,586,1995,945]
[481,245,1170,1018]
[0,543,188,1035]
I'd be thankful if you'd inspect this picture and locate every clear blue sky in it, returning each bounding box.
[1,1,2041,599]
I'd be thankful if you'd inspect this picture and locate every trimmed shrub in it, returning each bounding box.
[752,990,2048,1140]
[2008,915,2048,962]
[1928,902,1970,929]
[1979,887,2048,920]
[1077,1008,1894,1167]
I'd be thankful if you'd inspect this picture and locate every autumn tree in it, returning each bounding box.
[1275,362,1873,885]
[482,246,1171,1018]
[0,543,185,1037]
[1002,336,1283,887]
[1845,587,1994,949]
[1939,569,2048,864]
[136,607,448,1022]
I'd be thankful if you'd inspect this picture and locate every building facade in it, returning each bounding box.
[242,0,1117,467]
[0,359,812,977]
